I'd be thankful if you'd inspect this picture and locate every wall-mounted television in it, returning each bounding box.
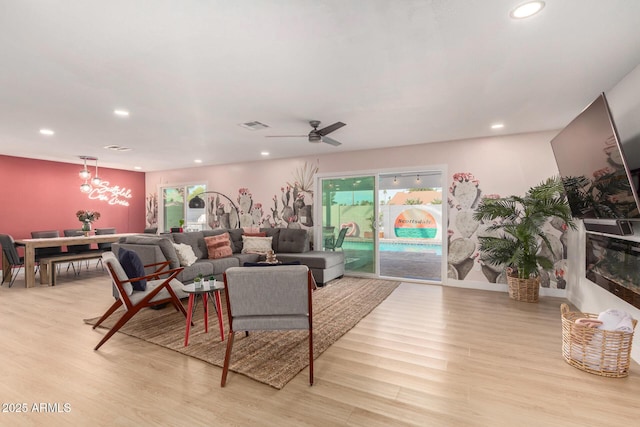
[550,93,640,234]
[607,66,640,199]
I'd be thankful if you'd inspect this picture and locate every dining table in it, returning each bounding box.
[8,233,137,288]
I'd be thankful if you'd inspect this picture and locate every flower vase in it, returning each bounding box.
[82,221,92,236]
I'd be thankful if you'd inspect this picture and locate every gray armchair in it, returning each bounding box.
[221,265,314,386]
[92,251,188,350]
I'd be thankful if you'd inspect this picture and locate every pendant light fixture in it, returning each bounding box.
[91,158,101,186]
[80,180,91,193]
[79,156,91,180]
[78,155,99,193]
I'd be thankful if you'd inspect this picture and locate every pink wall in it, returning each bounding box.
[0,155,146,240]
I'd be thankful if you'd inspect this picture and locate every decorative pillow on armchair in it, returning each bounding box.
[205,233,233,259]
[117,248,147,291]
[241,236,273,254]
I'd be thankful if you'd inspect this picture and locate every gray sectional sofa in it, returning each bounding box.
[111,227,344,285]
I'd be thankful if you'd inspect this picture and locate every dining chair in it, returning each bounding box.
[94,227,116,269]
[0,234,24,288]
[30,230,64,275]
[64,228,92,274]
[30,230,63,258]
[221,265,314,386]
[92,251,187,350]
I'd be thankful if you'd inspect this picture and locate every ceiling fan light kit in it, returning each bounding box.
[266,120,346,146]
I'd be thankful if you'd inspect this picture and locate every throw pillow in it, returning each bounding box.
[241,236,273,254]
[244,232,267,237]
[173,243,198,267]
[118,248,147,292]
[205,233,233,259]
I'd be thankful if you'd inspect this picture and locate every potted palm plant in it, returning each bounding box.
[472,177,575,302]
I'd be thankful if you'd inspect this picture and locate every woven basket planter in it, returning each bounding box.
[560,304,637,378]
[506,274,539,303]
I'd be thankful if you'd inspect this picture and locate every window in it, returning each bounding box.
[160,184,207,232]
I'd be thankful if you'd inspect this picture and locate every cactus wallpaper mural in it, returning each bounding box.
[145,192,158,228]
[151,160,320,234]
[447,171,570,289]
[205,192,239,229]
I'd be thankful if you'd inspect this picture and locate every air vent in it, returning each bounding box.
[104,145,133,152]
[238,121,270,131]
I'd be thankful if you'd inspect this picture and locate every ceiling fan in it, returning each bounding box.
[266,120,346,146]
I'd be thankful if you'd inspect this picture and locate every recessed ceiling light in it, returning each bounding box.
[194,159,203,164]
[39,129,54,135]
[491,123,505,129]
[510,1,545,19]
[114,109,130,117]
[261,151,270,156]
[134,166,142,170]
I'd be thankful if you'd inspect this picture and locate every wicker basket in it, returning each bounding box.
[506,274,539,303]
[560,303,637,378]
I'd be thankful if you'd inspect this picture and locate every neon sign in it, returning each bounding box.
[87,181,132,206]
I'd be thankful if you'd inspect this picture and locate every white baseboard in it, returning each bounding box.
[444,278,567,298]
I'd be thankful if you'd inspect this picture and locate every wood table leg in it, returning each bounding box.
[203,292,209,333]
[24,245,36,288]
[214,291,224,341]
[184,294,195,346]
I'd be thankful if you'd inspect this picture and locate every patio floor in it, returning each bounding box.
[344,249,442,282]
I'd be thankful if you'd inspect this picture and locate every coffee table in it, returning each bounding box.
[183,280,225,346]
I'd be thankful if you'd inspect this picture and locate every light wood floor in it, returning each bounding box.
[1,267,639,426]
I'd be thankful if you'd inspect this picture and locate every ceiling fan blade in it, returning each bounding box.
[317,121,346,136]
[265,135,307,138]
[322,136,342,146]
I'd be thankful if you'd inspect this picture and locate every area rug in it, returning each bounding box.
[85,276,399,389]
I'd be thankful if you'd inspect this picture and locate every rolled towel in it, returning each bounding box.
[615,316,634,333]
[597,309,633,331]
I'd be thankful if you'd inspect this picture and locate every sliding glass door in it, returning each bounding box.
[318,169,444,282]
[319,175,376,275]
[378,172,443,281]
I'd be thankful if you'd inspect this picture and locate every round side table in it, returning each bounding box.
[183,280,225,346]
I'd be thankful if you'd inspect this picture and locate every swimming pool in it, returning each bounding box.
[342,240,442,255]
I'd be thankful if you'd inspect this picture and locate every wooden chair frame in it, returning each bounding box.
[92,257,187,350]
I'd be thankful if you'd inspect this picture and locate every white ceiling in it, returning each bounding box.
[2,1,640,172]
